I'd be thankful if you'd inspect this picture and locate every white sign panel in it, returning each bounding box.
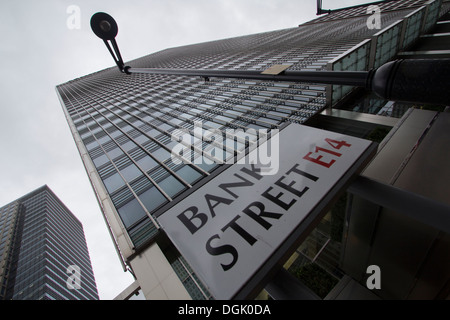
[157,123,375,299]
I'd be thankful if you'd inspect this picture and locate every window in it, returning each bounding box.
[97,135,110,145]
[108,147,123,159]
[193,155,219,172]
[122,140,136,152]
[118,198,147,228]
[93,154,109,167]
[86,140,99,151]
[139,186,167,213]
[158,175,185,198]
[103,172,126,193]
[121,164,141,182]
[110,130,121,138]
[137,156,158,172]
[175,165,203,185]
[152,148,171,162]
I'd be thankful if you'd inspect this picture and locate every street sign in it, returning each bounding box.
[157,123,376,299]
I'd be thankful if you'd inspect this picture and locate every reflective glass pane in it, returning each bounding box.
[152,148,171,162]
[93,154,109,167]
[193,155,219,172]
[175,166,203,184]
[121,163,141,182]
[159,123,172,132]
[97,135,110,145]
[139,186,167,213]
[107,147,123,160]
[103,172,126,193]
[122,140,136,152]
[86,140,99,151]
[118,198,147,228]
[135,134,149,144]
[158,175,185,197]
[137,156,158,172]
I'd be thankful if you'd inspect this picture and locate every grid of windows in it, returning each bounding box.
[423,0,443,32]
[0,202,24,299]
[330,39,372,105]
[0,186,99,300]
[307,0,430,24]
[58,70,331,247]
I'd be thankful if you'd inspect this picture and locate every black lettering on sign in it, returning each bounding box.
[206,234,238,271]
[177,206,207,235]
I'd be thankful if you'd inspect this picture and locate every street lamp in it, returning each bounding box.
[90,12,450,106]
[90,12,126,73]
[316,0,332,15]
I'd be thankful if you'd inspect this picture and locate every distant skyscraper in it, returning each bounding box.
[0,186,99,300]
[56,0,448,299]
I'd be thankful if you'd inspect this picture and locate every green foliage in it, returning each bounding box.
[330,193,347,242]
[415,104,446,112]
[366,126,390,143]
[291,263,339,299]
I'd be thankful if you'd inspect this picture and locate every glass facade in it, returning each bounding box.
[0,202,24,299]
[373,20,404,68]
[329,39,372,105]
[57,1,430,250]
[403,7,427,49]
[326,0,442,107]
[57,0,444,299]
[0,186,99,300]
[422,0,442,32]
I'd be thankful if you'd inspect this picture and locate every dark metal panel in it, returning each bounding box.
[362,108,437,183]
[233,141,378,299]
[393,112,450,205]
[367,207,439,299]
[340,195,380,281]
[348,176,450,234]
[343,109,450,299]
[407,232,450,299]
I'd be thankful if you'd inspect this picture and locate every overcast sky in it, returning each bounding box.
[0,0,370,300]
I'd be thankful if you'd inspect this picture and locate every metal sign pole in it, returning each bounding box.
[90,12,450,106]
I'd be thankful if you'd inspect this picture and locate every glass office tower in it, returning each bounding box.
[0,186,99,300]
[56,0,448,299]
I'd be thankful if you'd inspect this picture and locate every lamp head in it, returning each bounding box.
[90,12,118,40]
